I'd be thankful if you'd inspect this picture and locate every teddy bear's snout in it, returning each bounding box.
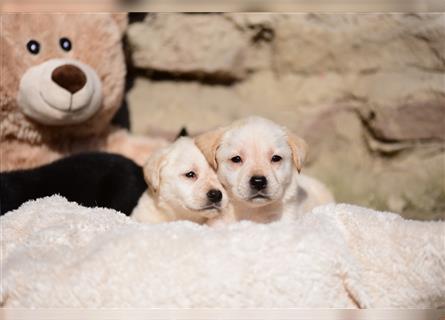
[51,64,87,94]
[18,58,103,125]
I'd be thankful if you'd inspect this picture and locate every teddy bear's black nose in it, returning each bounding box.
[51,64,87,94]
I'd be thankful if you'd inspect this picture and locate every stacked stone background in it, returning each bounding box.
[125,13,445,220]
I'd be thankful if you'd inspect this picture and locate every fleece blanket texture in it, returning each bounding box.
[1,196,444,308]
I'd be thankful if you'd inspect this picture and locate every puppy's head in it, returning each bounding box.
[196,117,307,207]
[144,137,228,220]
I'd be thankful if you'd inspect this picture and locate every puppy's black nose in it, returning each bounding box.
[250,176,267,190]
[207,189,223,203]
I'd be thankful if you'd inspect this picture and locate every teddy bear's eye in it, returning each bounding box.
[26,40,40,55]
[59,37,72,52]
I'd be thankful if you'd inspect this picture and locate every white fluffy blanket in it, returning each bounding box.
[1,196,444,308]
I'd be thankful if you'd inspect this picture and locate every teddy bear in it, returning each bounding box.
[0,13,167,172]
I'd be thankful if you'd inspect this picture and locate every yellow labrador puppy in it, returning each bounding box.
[196,116,334,224]
[131,137,228,224]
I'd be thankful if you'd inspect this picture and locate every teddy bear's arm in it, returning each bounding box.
[104,128,169,166]
[0,141,62,171]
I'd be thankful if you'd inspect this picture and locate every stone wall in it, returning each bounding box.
[125,13,445,220]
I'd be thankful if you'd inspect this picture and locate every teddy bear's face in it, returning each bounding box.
[18,52,103,125]
[1,13,126,130]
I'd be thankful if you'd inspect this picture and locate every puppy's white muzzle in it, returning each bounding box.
[17,58,102,125]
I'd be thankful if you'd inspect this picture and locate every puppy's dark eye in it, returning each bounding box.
[59,37,72,52]
[231,156,242,163]
[271,155,282,162]
[26,40,40,54]
[185,171,196,178]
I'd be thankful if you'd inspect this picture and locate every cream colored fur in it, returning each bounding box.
[131,137,228,224]
[196,116,334,224]
[2,196,444,308]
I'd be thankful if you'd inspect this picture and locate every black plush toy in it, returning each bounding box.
[0,152,147,216]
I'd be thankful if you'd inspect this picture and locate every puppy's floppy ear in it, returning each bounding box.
[143,149,166,194]
[287,132,308,173]
[195,127,226,169]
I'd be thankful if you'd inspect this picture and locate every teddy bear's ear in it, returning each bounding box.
[110,13,128,35]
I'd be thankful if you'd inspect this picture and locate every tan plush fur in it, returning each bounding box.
[0,13,166,171]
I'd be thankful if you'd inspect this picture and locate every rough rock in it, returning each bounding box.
[127,14,249,81]
[359,99,445,142]
[272,13,445,74]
